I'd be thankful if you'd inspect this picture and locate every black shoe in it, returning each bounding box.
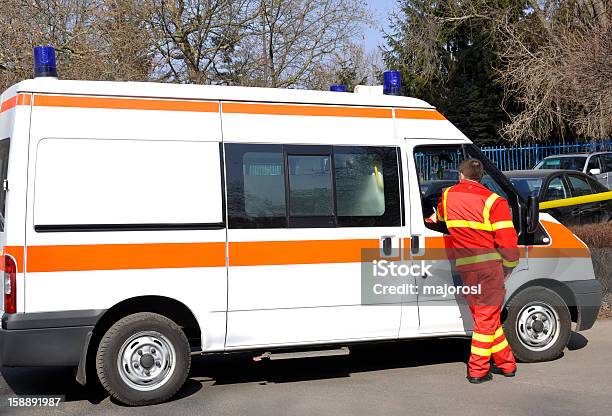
[502,369,516,377]
[467,373,492,384]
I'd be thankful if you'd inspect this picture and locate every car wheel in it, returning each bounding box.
[96,312,191,406]
[504,286,571,362]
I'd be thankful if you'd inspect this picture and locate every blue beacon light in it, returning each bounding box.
[330,84,347,92]
[34,46,58,78]
[383,70,402,95]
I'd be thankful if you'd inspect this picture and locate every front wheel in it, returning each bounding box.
[504,286,571,362]
[95,312,191,406]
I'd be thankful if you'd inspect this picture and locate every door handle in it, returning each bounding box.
[410,235,420,255]
[382,237,392,256]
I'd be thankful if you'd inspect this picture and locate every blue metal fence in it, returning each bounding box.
[481,141,612,171]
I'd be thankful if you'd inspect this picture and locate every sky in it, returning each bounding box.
[363,0,398,53]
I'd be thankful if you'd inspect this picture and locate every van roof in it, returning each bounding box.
[10,78,435,109]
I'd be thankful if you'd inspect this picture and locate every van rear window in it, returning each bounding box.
[0,138,9,231]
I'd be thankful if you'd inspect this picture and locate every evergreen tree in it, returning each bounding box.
[383,0,525,145]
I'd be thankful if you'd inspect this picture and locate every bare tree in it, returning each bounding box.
[0,0,155,90]
[309,44,383,91]
[245,0,369,88]
[385,0,611,142]
[499,2,612,141]
[1,0,369,91]
[146,0,257,84]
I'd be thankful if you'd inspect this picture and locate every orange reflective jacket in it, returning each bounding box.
[436,180,519,271]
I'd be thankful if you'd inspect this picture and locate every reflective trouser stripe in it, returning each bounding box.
[456,252,502,266]
[472,332,494,343]
[471,345,492,357]
[491,339,509,354]
[471,339,510,357]
[471,327,507,357]
[494,327,504,339]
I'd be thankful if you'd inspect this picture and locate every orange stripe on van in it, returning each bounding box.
[410,220,588,261]
[3,222,587,273]
[0,94,31,113]
[20,93,447,120]
[395,108,446,120]
[530,220,590,258]
[223,102,393,119]
[17,94,32,106]
[0,96,17,113]
[33,95,219,113]
[25,242,226,273]
[228,239,380,266]
[4,246,25,273]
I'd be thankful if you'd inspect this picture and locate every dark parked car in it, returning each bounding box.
[533,152,612,189]
[505,169,612,226]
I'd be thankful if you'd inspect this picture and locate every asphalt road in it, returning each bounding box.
[1,319,611,416]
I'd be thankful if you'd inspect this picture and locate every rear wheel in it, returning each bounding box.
[95,312,191,406]
[504,286,571,362]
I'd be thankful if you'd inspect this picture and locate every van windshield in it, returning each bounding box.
[0,138,10,231]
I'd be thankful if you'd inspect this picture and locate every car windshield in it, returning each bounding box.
[508,177,544,200]
[535,156,586,171]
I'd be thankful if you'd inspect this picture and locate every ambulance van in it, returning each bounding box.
[0,59,602,405]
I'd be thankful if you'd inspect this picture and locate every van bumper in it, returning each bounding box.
[566,280,603,332]
[0,310,103,367]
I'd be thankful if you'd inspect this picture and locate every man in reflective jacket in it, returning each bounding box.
[436,158,519,384]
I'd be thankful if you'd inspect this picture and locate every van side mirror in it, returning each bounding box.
[527,195,539,234]
[589,168,601,175]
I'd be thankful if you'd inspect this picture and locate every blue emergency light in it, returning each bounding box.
[330,84,347,92]
[34,46,58,78]
[383,70,401,95]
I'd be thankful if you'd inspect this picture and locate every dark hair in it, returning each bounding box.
[459,158,484,181]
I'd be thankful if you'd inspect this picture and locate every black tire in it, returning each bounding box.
[95,312,191,406]
[504,286,571,363]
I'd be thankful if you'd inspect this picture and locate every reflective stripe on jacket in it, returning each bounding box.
[436,180,519,271]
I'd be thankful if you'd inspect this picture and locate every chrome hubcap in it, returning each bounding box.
[117,331,176,391]
[516,302,559,351]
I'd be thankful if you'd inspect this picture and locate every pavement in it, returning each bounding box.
[1,318,611,416]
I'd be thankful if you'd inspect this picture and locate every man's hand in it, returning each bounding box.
[503,266,514,279]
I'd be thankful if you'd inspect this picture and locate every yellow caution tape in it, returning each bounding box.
[539,191,612,210]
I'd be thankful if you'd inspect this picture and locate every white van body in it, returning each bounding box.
[0,79,601,403]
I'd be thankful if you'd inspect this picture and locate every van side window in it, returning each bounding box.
[243,151,286,218]
[288,155,334,216]
[335,146,400,227]
[226,144,287,228]
[226,144,401,229]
